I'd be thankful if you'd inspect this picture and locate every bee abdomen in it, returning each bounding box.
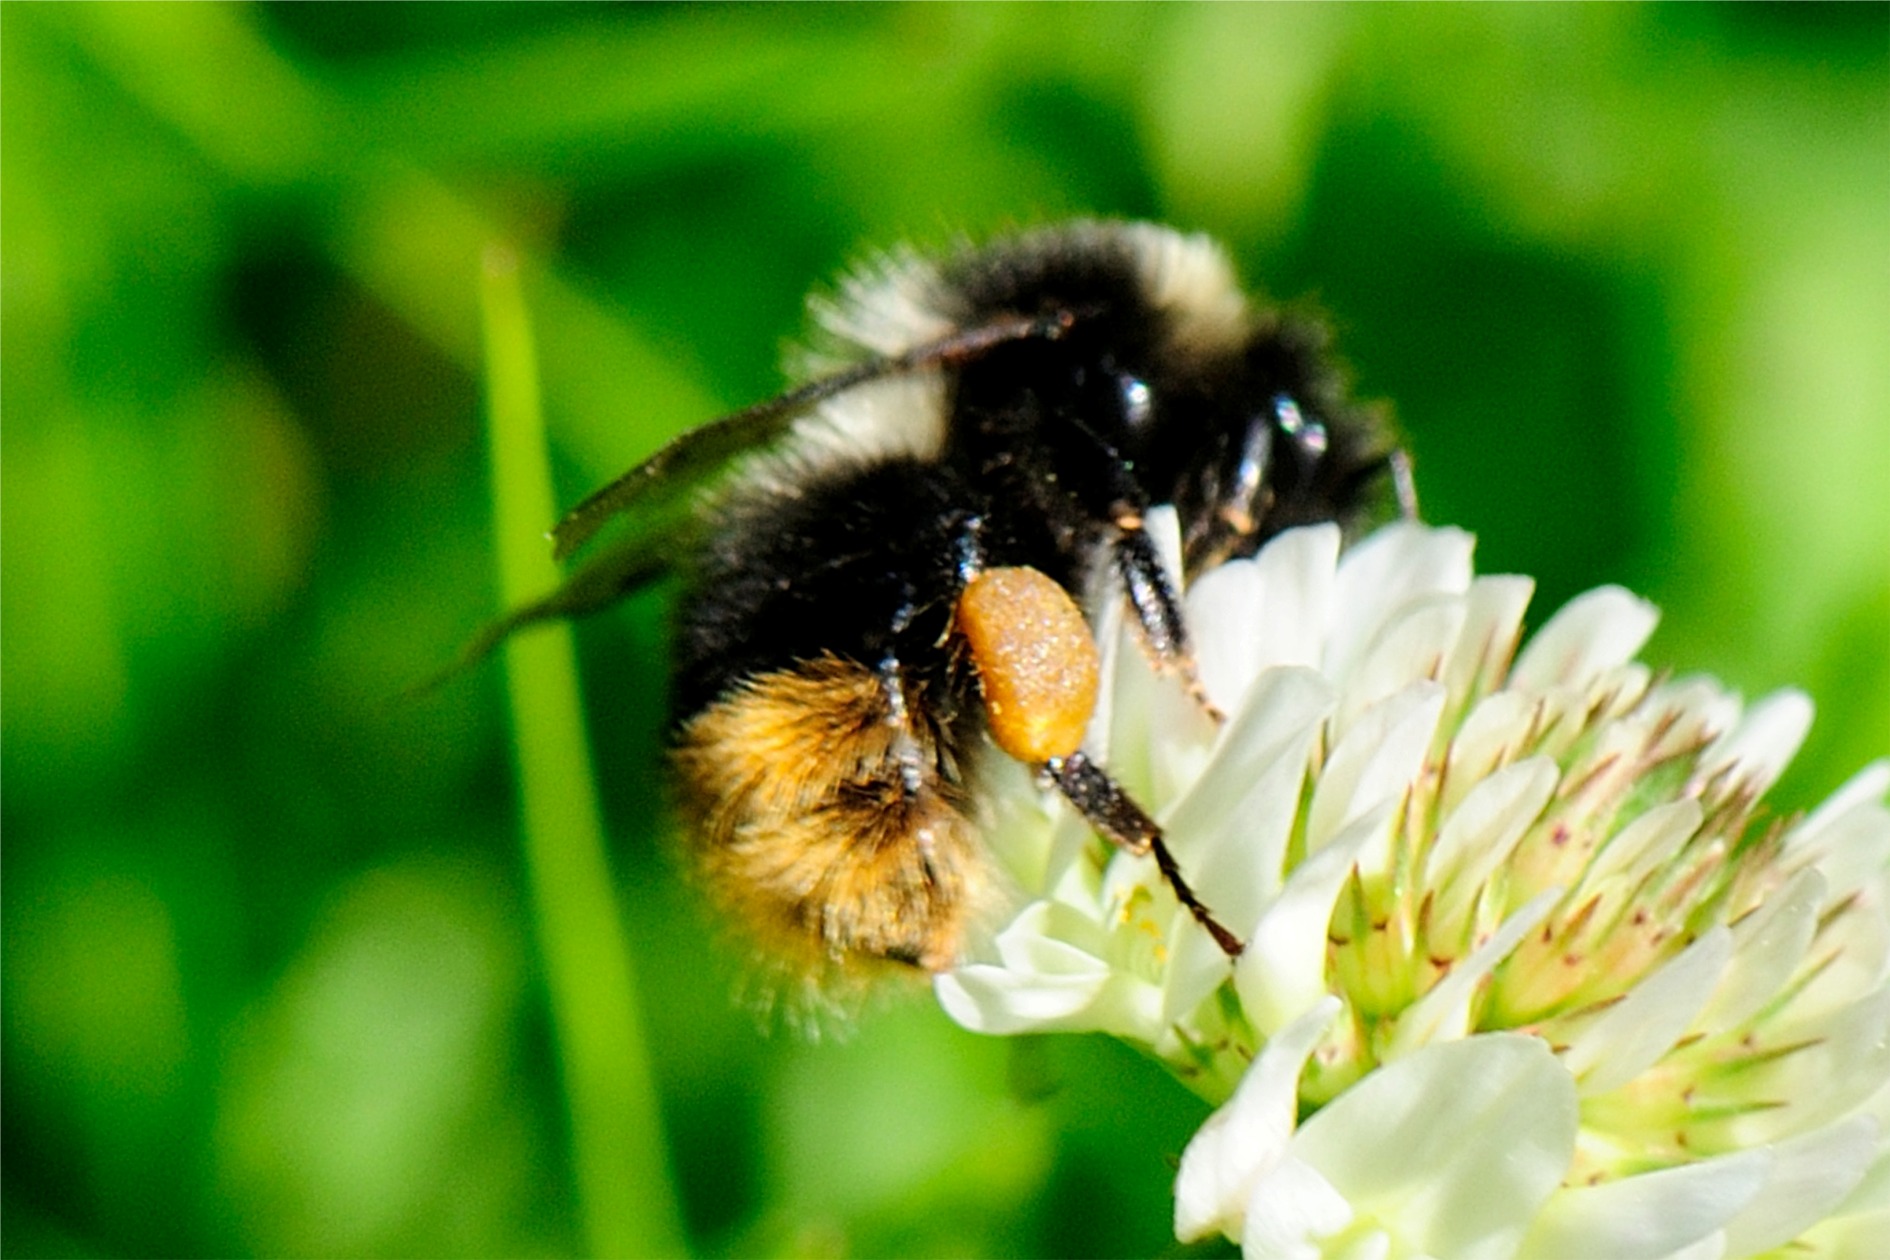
[673,654,984,976]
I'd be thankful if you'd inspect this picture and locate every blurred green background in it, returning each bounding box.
[5,4,1886,1257]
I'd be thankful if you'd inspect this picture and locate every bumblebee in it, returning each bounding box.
[468,221,1404,992]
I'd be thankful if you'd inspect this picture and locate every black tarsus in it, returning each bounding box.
[1111,518,1190,668]
[1045,751,1244,957]
[1036,414,1217,718]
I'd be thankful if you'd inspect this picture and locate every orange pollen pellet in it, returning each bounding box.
[956,566,1100,764]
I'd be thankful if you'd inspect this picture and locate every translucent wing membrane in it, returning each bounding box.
[553,310,1079,561]
[550,395,806,563]
[406,503,702,696]
[417,309,1080,693]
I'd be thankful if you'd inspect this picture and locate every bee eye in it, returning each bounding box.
[1119,374,1153,428]
[1272,393,1328,461]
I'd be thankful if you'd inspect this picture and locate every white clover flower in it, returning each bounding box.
[935,513,1890,1260]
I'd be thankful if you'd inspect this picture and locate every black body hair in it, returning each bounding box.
[675,224,1393,736]
[441,221,1407,975]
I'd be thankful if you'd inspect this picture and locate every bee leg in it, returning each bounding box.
[953,559,1239,956]
[1049,418,1221,720]
[1044,751,1243,957]
[1110,507,1226,724]
[674,650,981,977]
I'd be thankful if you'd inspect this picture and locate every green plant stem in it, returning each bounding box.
[480,245,688,1259]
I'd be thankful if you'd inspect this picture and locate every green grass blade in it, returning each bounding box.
[480,244,688,1259]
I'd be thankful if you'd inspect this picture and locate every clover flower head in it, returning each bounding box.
[935,512,1890,1259]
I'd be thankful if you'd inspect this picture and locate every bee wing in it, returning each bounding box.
[414,310,1080,695]
[550,392,806,562]
[411,502,705,695]
[413,400,795,695]
[554,308,1083,561]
